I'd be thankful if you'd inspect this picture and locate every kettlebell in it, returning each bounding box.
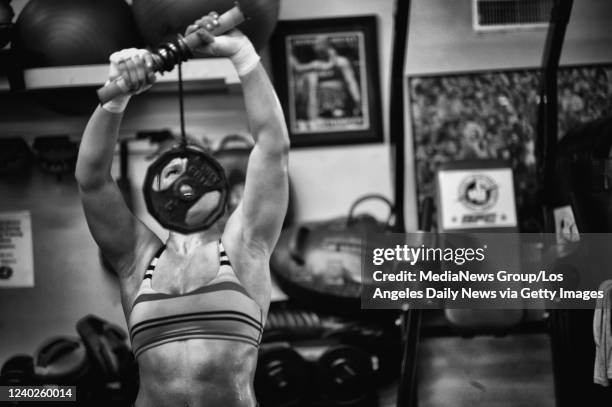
[34,337,90,384]
[1,354,35,385]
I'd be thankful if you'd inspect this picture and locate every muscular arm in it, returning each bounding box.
[238,64,290,253]
[76,49,158,277]
[76,107,157,276]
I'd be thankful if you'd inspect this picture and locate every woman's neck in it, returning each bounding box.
[167,228,220,255]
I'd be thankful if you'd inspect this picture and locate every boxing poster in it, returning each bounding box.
[271,17,382,147]
[0,210,34,287]
[286,31,370,135]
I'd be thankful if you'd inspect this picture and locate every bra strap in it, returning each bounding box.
[144,245,166,280]
[219,239,231,267]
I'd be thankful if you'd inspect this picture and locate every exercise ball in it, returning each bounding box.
[0,0,13,48]
[14,0,142,67]
[132,0,280,51]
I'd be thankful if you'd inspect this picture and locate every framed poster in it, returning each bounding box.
[271,16,383,147]
[409,64,612,231]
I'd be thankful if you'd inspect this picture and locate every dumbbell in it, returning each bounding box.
[315,345,375,407]
[255,343,310,407]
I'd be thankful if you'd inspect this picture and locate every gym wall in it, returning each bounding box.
[401,0,612,230]
[0,0,395,363]
[277,0,394,222]
[3,0,609,366]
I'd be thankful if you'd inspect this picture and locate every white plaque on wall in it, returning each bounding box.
[0,211,34,287]
[437,167,517,230]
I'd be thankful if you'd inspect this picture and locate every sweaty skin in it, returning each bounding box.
[76,14,289,407]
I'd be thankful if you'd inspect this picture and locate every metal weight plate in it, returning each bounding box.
[315,345,374,405]
[143,145,229,233]
[255,344,309,407]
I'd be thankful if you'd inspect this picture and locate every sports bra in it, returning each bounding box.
[128,240,264,358]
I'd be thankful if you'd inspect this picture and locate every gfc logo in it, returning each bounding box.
[458,175,499,211]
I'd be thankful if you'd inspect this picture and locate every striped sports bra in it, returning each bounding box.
[128,240,264,358]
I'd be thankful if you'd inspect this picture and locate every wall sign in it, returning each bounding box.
[0,211,34,287]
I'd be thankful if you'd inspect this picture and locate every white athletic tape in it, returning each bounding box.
[226,39,260,77]
[102,92,130,114]
[102,48,150,113]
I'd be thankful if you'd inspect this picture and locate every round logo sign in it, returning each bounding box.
[458,174,499,211]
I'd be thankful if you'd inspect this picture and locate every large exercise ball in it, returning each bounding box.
[14,0,142,67]
[132,0,280,51]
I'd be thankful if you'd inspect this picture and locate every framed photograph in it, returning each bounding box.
[270,16,383,147]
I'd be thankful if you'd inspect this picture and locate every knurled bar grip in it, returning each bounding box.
[96,5,245,104]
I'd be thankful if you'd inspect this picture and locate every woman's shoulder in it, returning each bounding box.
[118,232,163,285]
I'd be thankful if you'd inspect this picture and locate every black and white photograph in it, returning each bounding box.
[271,16,383,147]
[410,65,612,231]
[287,32,368,133]
[1,0,612,407]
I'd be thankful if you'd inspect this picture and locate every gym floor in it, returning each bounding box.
[378,334,554,407]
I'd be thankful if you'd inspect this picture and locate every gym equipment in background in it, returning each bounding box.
[0,137,31,177]
[553,118,612,233]
[0,354,35,386]
[34,337,90,386]
[547,117,612,406]
[76,315,139,404]
[387,2,414,405]
[262,303,401,384]
[271,194,395,316]
[12,0,142,114]
[256,303,400,407]
[99,0,279,103]
[0,0,13,49]
[257,343,375,407]
[256,342,310,407]
[132,0,279,51]
[31,136,78,179]
[213,134,295,226]
[530,0,612,404]
[214,134,254,214]
[13,0,141,67]
[395,196,434,407]
[0,315,137,406]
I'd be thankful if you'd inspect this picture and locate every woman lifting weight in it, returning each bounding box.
[76,13,289,407]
